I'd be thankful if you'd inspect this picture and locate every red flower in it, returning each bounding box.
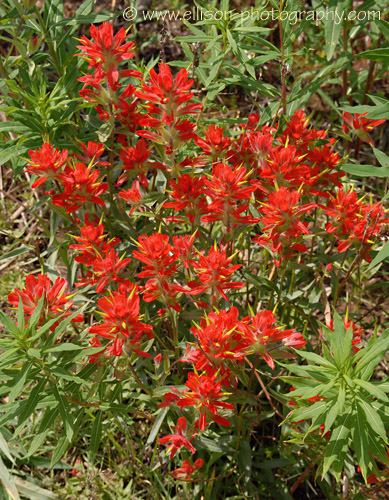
[185,308,247,380]
[8,274,83,328]
[238,310,306,369]
[76,22,137,87]
[26,143,68,188]
[89,282,153,357]
[170,458,204,480]
[74,141,109,168]
[118,139,165,187]
[76,248,131,293]
[135,63,201,117]
[52,162,108,213]
[161,371,234,431]
[69,218,119,266]
[132,233,182,311]
[253,187,316,265]
[118,181,142,215]
[342,111,386,146]
[322,189,388,256]
[188,246,244,301]
[194,125,231,160]
[165,175,207,223]
[201,163,258,227]
[158,416,196,458]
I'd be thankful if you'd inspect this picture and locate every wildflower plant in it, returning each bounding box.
[0,7,388,500]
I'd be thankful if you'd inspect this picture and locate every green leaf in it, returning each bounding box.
[341,163,389,178]
[352,404,371,482]
[17,378,47,429]
[50,434,69,467]
[353,378,388,402]
[144,407,168,449]
[373,147,389,168]
[325,0,347,60]
[0,246,30,263]
[13,477,58,500]
[289,400,329,423]
[89,411,103,465]
[330,310,352,368]
[44,343,84,353]
[0,432,15,464]
[51,385,74,441]
[0,311,20,338]
[367,241,389,271]
[322,409,352,479]
[237,440,252,484]
[323,400,340,434]
[8,363,32,402]
[294,350,336,369]
[357,398,387,442]
[354,329,389,380]
[0,455,20,500]
[358,47,389,64]
[25,408,60,458]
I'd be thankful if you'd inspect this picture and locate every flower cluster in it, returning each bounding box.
[11,22,388,484]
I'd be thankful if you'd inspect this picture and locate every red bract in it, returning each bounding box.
[8,274,83,328]
[132,233,183,311]
[170,458,204,480]
[160,371,234,431]
[342,111,386,146]
[172,233,197,269]
[74,141,109,168]
[237,310,306,369]
[201,163,258,227]
[118,139,164,187]
[133,233,177,278]
[135,63,201,116]
[165,174,207,223]
[118,181,142,215]
[76,22,137,87]
[137,116,198,153]
[194,125,231,160]
[69,219,119,266]
[52,162,108,213]
[188,246,244,301]
[322,188,388,256]
[253,187,316,265]
[76,248,131,293]
[186,307,247,380]
[89,282,153,358]
[26,143,68,188]
[158,416,196,458]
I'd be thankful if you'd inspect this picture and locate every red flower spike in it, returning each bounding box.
[188,246,244,301]
[135,63,201,117]
[76,248,131,293]
[69,218,119,266]
[8,274,83,330]
[162,371,234,431]
[74,141,109,168]
[52,162,108,213]
[157,417,196,459]
[26,143,68,188]
[237,310,306,369]
[170,459,204,480]
[342,111,386,146]
[253,186,316,265]
[89,281,153,358]
[165,174,207,223]
[76,22,137,87]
